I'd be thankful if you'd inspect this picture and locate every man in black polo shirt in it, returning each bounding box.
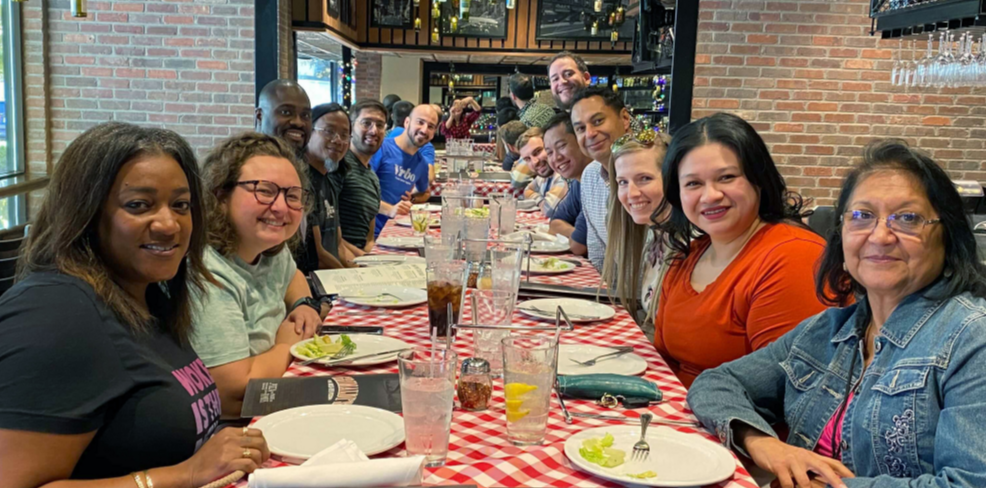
[303,102,355,270]
[334,99,387,254]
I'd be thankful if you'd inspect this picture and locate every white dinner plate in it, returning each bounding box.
[411,203,442,212]
[502,232,571,254]
[254,405,405,461]
[376,236,424,249]
[520,257,577,274]
[395,217,440,228]
[291,334,412,366]
[353,255,426,267]
[517,298,616,324]
[516,199,538,210]
[564,426,736,487]
[558,344,648,376]
[339,286,427,308]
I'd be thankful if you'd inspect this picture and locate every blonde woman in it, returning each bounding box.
[601,132,670,340]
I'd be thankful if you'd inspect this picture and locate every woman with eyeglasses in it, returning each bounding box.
[688,140,986,488]
[653,113,832,387]
[601,131,671,341]
[190,132,321,418]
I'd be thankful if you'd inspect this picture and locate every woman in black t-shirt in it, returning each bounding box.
[0,122,270,487]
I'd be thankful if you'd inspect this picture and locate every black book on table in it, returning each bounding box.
[240,374,402,418]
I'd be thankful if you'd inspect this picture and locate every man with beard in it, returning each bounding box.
[255,79,312,159]
[302,103,355,270]
[334,99,387,253]
[370,104,439,237]
[548,52,592,112]
[387,101,436,184]
[516,127,568,219]
[570,86,631,272]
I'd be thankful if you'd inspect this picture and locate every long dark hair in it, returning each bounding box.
[655,112,809,258]
[19,122,209,343]
[816,139,986,304]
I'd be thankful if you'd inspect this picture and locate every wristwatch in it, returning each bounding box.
[291,296,331,315]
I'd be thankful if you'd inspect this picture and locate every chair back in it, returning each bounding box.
[807,206,837,240]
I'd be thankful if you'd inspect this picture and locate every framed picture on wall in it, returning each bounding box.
[439,1,508,38]
[536,0,637,41]
[327,0,339,19]
[371,0,415,29]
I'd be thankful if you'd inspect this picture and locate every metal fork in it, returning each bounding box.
[298,341,356,366]
[631,413,653,462]
[568,346,634,367]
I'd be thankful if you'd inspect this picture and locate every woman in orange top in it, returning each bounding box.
[653,113,831,387]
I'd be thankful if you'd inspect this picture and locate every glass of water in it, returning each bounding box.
[398,347,458,467]
[501,335,558,446]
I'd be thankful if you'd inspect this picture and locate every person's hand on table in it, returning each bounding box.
[743,431,852,488]
[394,199,412,217]
[286,305,321,339]
[177,426,269,486]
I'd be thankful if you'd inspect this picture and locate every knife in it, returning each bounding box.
[317,325,384,335]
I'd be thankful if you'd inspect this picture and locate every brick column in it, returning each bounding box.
[354,51,382,102]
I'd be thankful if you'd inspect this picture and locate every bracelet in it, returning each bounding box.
[131,472,146,488]
[143,471,155,488]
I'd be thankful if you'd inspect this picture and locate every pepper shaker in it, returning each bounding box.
[458,358,493,412]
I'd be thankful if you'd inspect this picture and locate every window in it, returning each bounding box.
[0,0,27,230]
[298,57,340,106]
[1,0,24,178]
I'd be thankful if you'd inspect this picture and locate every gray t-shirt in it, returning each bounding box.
[190,246,297,368]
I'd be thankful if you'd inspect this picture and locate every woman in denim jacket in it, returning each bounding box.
[688,140,986,488]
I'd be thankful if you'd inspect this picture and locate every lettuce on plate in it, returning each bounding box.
[578,433,626,468]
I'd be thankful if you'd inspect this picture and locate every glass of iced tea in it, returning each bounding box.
[426,263,464,339]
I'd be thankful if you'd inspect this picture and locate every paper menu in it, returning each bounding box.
[311,263,427,296]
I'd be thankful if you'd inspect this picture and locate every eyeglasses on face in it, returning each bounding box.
[840,210,941,236]
[313,126,349,143]
[235,180,310,211]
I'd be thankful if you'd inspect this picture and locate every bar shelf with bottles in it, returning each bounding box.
[599,74,670,133]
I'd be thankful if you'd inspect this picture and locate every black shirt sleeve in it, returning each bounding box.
[0,279,133,434]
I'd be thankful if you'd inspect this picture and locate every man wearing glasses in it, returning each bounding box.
[304,103,356,270]
[334,99,388,254]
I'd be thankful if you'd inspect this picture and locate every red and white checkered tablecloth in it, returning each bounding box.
[232,216,758,488]
[431,180,521,198]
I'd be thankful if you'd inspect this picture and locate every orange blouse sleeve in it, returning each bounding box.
[745,238,828,351]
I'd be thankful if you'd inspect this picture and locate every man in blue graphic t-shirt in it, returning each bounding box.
[370,104,439,237]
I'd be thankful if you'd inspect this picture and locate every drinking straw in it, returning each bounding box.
[446,302,454,351]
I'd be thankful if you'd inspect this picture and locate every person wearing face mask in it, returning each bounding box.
[371,104,439,237]
[516,127,568,218]
[544,113,593,257]
[255,79,313,160]
[688,140,986,488]
[548,52,592,112]
[569,86,632,271]
[653,113,829,388]
[190,133,322,418]
[302,103,354,270]
[334,99,387,253]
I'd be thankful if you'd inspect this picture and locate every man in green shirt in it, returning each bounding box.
[508,73,556,130]
[334,99,387,254]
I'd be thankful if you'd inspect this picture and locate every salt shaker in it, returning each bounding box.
[458,357,493,411]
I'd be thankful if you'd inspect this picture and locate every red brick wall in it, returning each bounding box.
[355,51,382,102]
[692,0,986,205]
[24,0,257,168]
